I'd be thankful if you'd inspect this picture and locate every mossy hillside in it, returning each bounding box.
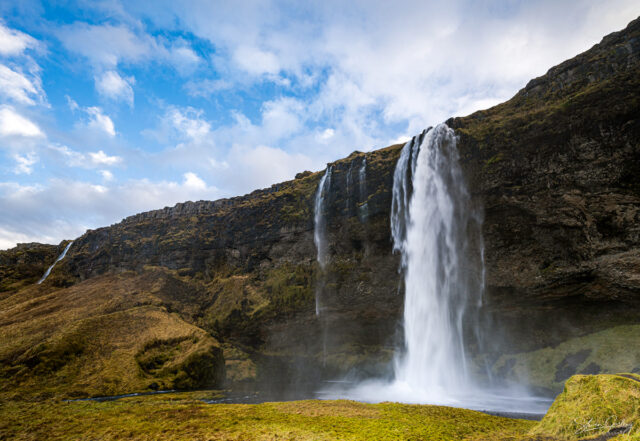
[493,325,640,393]
[0,270,224,399]
[0,396,539,441]
[531,374,640,440]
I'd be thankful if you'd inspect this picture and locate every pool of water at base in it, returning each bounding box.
[64,380,553,421]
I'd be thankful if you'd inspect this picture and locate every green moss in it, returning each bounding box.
[263,263,314,316]
[532,374,640,439]
[0,396,536,441]
[483,152,504,171]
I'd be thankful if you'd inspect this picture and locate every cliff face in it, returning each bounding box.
[1,17,639,397]
[450,17,640,355]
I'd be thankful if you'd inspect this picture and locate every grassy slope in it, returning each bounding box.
[0,396,539,441]
[0,269,223,399]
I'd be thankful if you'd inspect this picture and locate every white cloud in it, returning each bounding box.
[185,78,232,97]
[56,23,151,67]
[0,64,45,105]
[318,128,335,141]
[0,23,37,56]
[89,150,121,165]
[232,46,280,75]
[13,152,38,174]
[167,44,201,74]
[260,97,304,139]
[56,22,202,72]
[183,171,206,190]
[95,70,134,105]
[49,144,121,168]
[85,106,116,136]
[224,144,314,191]
[169,107,211,140]
[100,169,114,181]
[0,105,44,138]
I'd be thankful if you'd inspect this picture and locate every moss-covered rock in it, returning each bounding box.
[532,374,640,439]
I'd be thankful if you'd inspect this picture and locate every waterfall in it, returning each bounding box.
[390,123,481,399]
[323,123,551,413]
[358,157,368,221]
[37,241,74,284]
[314,166,332,315]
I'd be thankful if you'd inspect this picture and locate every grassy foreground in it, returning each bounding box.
[0,393,540,441]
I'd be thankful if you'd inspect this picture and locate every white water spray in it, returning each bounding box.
[37,241,74,284]
[314,166,332,315]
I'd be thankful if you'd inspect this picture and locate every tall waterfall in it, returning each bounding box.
[314,166,332,315]
[324,124,551,413]
[37,241,74,284]
[390,123,482,400]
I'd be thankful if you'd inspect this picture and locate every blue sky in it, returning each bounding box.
[0,0,638,249]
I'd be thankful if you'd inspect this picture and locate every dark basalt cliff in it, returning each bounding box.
[1,17,639,397]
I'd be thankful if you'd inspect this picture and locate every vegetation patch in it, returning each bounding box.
[0,396,538,441]
[0,271,225,399]
[531,374,640,440]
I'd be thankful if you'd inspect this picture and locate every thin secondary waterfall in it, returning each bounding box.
[390,123,480,400]
[358,157,368,221]
[314,166,332,315]
[37,241,74,284]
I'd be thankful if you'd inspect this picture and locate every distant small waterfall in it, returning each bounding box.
[358,156,368,221]
[37,241,74,284]
[314,166,332,315]
[346,161,354,210]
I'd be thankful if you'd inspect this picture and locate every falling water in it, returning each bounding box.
[314,166,332,315]
[37,241,74,284]
[324,124,551,414]
[358,157,368,221]
[390,123,480,399]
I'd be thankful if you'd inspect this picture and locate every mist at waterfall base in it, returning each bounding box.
[316,124,551,414]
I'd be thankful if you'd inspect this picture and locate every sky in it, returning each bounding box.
[0,1,638,249]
